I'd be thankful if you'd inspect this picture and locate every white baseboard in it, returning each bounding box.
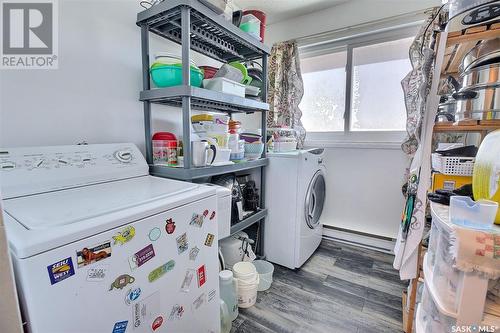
[322,227,396,254]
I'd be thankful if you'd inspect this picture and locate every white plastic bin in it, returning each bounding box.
[449,196,498,230]
[420,283,456,333]
[203,77,245,97]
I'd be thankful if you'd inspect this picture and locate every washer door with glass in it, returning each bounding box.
[304,170,326,229]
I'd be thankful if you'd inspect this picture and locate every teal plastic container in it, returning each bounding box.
[150,64,203,88]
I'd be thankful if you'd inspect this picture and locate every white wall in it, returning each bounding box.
[0,0,225,149]
[267,0,440,239]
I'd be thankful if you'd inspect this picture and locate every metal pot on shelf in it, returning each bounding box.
[461,38,500,73]
[454,63,500,120]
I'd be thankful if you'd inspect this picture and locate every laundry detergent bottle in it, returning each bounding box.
[219,270,239,321]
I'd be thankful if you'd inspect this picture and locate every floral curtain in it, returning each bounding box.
[267,41,306,148]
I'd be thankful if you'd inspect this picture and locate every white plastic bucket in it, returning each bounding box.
[233,262,257,281]
[253,260,274,291]
[236,274,259,308]
[233,262,259,308]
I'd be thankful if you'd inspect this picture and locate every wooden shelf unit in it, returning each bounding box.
[442,23,500,75]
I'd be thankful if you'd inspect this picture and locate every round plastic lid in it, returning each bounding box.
[219,270,233,281]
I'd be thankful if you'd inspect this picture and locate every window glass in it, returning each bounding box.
[350,37,413,131]
[299,51,347,132]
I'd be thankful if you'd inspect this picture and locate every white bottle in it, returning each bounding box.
[219,270,239,321]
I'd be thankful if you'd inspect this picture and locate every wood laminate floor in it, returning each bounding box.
[231,238,406,333]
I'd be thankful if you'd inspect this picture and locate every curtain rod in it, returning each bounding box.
[294,8,434,47]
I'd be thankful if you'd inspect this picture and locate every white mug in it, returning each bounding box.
[192,141,217,167]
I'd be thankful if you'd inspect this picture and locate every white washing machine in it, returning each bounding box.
[0,143,221,333]
[264,149,326,269]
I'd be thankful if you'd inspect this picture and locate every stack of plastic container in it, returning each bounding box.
[416,202,500,332]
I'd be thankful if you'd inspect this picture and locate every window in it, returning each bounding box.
[299,34,414,138]
[350,38,413,131]
[300,51,347,132]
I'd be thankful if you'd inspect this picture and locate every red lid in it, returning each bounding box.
[153,132,177,141]
[152,132,178,147]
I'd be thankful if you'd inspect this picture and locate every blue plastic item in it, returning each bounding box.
[150,65,203,88]
[449,196,498,230]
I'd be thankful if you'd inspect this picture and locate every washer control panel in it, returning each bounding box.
[0,144,148,198]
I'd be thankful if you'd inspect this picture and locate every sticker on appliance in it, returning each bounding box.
[168,304,185,321]
[148,227,161,242]
[208,289,216,302]
[132,291,160,330]
[76,241,111,268]
[109,274,135,291]
[189,246,200,261]
[112,320,128,333]
[125,287,142,305]
[203,209,209,218]
[113,226,135,245]
[151,316,164,332]
[209,211,216,220]
[189,213,204,228]
[176,232,189,254]
[204,233,215,247]
[180,269,195,293]
[192,293,206,311]
[165,218,176,235]
[148,260,175,283]
[47,257,75,285]
[86,265,108,282]
[197,265,206,287]
[129,244,155,270]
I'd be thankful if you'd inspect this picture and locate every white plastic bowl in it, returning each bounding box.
[252,260,274,291]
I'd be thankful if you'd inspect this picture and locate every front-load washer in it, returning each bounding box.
[264,149,326,269]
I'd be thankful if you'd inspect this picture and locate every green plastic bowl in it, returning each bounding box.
[150,65,203,88]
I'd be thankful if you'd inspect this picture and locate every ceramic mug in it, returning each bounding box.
[192,141,217,167]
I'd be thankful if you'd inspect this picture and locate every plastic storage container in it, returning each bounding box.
[203,77,246,97]
[239,14,261,40]
[426,202,499,328]
[431,153,475,176]
[419,282,456,333]
[449,196,498,230]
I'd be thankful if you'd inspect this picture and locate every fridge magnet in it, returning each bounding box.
[47,257,75,285]
[76,241,111,268]
[125,287,142,305]
[109,274,135,291]
[203,209,209,217]
[148,227,161,242]
[192,293,206,311]
[180,269,195,293]
[189,246,200,261]
[129,244,155,270]
[209,211,216,220]
[86,265,107,282]
[165,218,176,235]
[148,260,175,283]
[112,226,135,245]
[132,292,160,330]
[176,232,189,254]
[197,265,206,287]
[111,320,128,333]
[204,233,215,247]
[208,289,216,302]
[189,213,204,228]
[151,316,164,332]
[168,304,184,321]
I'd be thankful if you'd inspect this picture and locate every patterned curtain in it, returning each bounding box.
[267,41,306,148]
